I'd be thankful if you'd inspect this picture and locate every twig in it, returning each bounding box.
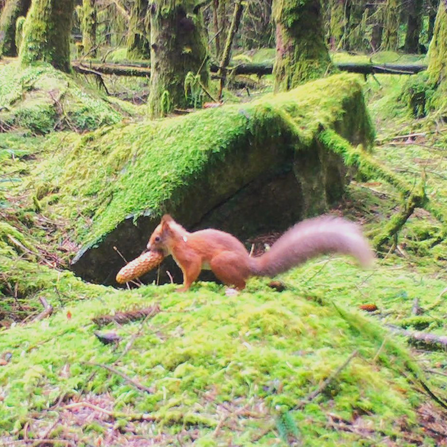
[31,297,54,323]
[387,325,447,350]
[84,361,153,393]
[62,401,161,422]
[32,417,60,447]
[302,259,332,285]
[63,401,114,415]
[425,369,447,378]
[251,421,275,442]
[166,270,174,284]
[6,234,55,268]
[199,80,219,103]
[113,245,128,263]
[3,441,74,446]
[114,308,159,362]
[106,0,130,21]
[113,246,143,286]
[294,350,359,410]
[372,336,388,363]
[411,298,423,315]
[74,64,109,95]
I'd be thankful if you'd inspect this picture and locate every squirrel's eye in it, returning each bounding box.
[154,236,161,243]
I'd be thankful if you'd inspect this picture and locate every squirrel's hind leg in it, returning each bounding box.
[210,252,249,289]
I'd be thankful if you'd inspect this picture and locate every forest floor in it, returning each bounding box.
[2,53,447,445]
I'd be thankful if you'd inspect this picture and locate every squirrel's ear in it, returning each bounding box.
[161,215,173,233]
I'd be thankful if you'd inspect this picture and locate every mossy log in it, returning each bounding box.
[71,60,427,78]
[67,74,374,284]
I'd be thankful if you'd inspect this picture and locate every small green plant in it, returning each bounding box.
[160,90,172,116]
[184,71,203,109]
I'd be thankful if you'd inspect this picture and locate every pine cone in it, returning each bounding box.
[116,250,164,284]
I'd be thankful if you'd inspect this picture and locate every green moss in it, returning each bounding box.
[3,52,447,446]
[0,62,123,134]
[15,15,26,54]
[0,262,442,443]
[402,72,437,118]
[427,2,447,86]
[29,74,373,246]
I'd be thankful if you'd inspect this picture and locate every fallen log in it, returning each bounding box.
[72,60,427,78]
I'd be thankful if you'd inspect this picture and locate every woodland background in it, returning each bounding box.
[2,0,447,445]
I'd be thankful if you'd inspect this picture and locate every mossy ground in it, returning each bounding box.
[0,61,144,134]
[2,56,447,445]
[0,260,444,445]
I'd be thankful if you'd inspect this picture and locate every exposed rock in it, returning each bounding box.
[68,74,374,285]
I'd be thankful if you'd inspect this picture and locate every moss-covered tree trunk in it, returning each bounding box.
[81,0,97,57]
[427,0,447,87]
[20,0,75,72]
[382,0,400,50]
[0,0,30,57]
[127,0,150,59]
[371,22,383,51]
[148,0,209,118]
[344,0,369,52]
[273,0,332,91]
[404,0,423,53]
[216,0,229,59]
[326,0,343,50]
[427,0,439,42]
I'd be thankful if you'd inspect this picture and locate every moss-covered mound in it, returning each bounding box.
[31,74,374,284]
[0,62,137,134]
[0,250,444,445]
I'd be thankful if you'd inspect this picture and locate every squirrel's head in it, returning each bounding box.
[146,215,180,255]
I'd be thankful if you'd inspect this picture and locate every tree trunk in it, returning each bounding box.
[148,0,210,118]
[273,0,332,91]
[427,0,439,42]
[328,0,346,51]
[371,23,383,51]
[20,0,75,72]
[382,0,400,50]
[127,0,150,60]
[216,0,228,59]
[81,0,97,57]
[217,0,244,99]
[427,0,447,87]
[212,0,221,57]
[404,0,423,53]
[0,0,30,56]
[344,0,369,51]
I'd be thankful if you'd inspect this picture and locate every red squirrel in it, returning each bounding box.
[147,215,375,291]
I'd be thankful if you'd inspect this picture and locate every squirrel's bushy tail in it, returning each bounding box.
[249,216,375,278]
